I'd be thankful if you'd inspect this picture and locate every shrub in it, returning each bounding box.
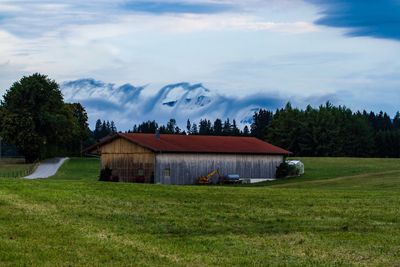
[99,166,113,181]
[276,162,299,179]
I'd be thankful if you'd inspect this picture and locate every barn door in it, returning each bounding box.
[163,168,171,184]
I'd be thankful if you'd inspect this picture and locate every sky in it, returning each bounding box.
[0,0,399,114]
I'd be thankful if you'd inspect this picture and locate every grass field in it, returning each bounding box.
[0,158,34,178]
[0,157,399,266]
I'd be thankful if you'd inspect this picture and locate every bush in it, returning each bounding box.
[111,175,119,182]
[276,162,299,179]
[99,166,113,181]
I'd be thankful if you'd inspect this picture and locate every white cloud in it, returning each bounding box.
[61,13,318,37]
[0,0,399,116]
[149,14,318,33]
[0,3,23,12]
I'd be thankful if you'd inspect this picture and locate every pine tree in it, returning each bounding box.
[232,120,240,136]
[137,120,158,133]
[199,119,212,135]
[110,121,117,133]
[222,119,232,135]
[166,119,176,134]
[251,109,273,139]
[186,119,191,134]
[106,121,111,133]
[394,112,400,130]
[243,125,250,136]
[94,119,103,140]
[213,119,223,135]
[191,123,198,135]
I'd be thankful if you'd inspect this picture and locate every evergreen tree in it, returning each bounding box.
[159,125,167,134]
[393,112,400,129]
[199,119,212,135]
[232,120,240,136]
[267,105,303,155]
[94,119,103,140]
[213,119,223,135]
[110,121,117,133]
[191,123,198,135]
[186,119,191,134]
[137,120,158,133]
[222,118,232,135]
[106,121,111,132]
[101,120,108,137]
[243,125,250,136]
[251,109,273,139]
[166,119,177,134]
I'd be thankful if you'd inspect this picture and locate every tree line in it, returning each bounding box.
[124,103,400,158]
[1,74,399,161]
[93,119,117,140]
[130,118,245,136]
[266,103,400,157]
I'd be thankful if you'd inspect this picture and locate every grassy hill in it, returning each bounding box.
[0,157,399,266]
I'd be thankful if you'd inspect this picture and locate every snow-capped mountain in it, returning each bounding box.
[61,79,284,130]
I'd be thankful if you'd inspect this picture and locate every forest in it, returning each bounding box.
[1,74,399,160]
[106,102,399,158]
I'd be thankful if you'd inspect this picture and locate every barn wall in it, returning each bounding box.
[99,138,155,182]
[155,153,284,185]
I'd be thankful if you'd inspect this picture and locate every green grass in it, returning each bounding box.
[265,157,400,186]
[0,158,34,178]
[0,157,399,266]
[50,157,100,181]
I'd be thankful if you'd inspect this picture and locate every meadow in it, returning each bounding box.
[0,157,399,266]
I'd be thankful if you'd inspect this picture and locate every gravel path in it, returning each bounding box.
[24,157,69,179]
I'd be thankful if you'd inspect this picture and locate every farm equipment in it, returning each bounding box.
[197,169,220,184]
[220,174,241,184]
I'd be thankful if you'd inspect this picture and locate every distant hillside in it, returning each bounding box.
[61,79,284,129]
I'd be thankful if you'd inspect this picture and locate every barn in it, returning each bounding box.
[85,133,291,184]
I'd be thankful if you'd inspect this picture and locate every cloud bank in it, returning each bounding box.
[310,0,400,41]
[61,79,341,130]
[0,0,399,118]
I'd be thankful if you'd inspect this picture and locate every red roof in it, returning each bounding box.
[87,133,291,155]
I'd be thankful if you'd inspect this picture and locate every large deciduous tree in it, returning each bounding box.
[0,73,88,162]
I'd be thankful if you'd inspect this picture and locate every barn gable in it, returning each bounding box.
[98,137,155,183]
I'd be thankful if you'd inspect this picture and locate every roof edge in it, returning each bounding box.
[82,133,292,155]
[82,133,162,154]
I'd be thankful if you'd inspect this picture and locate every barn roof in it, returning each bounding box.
[85,133,291,155]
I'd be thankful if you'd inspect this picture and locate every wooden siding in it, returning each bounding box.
[155,153,283,185]
[99,138,155,182]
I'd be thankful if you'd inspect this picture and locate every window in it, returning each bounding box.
[138,169,144,176]
[164,168,171,178]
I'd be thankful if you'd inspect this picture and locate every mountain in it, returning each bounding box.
[61,78,285,130]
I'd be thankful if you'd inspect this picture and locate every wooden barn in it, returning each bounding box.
[85,133,290,184]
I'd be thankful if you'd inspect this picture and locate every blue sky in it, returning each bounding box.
[0,0,399,114]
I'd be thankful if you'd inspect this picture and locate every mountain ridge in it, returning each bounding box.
[61,78,285,130]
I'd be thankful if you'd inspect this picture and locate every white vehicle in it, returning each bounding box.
[286,160,305,175]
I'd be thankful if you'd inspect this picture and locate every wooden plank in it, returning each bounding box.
[155,153,284,184]
[98,137,156,182]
